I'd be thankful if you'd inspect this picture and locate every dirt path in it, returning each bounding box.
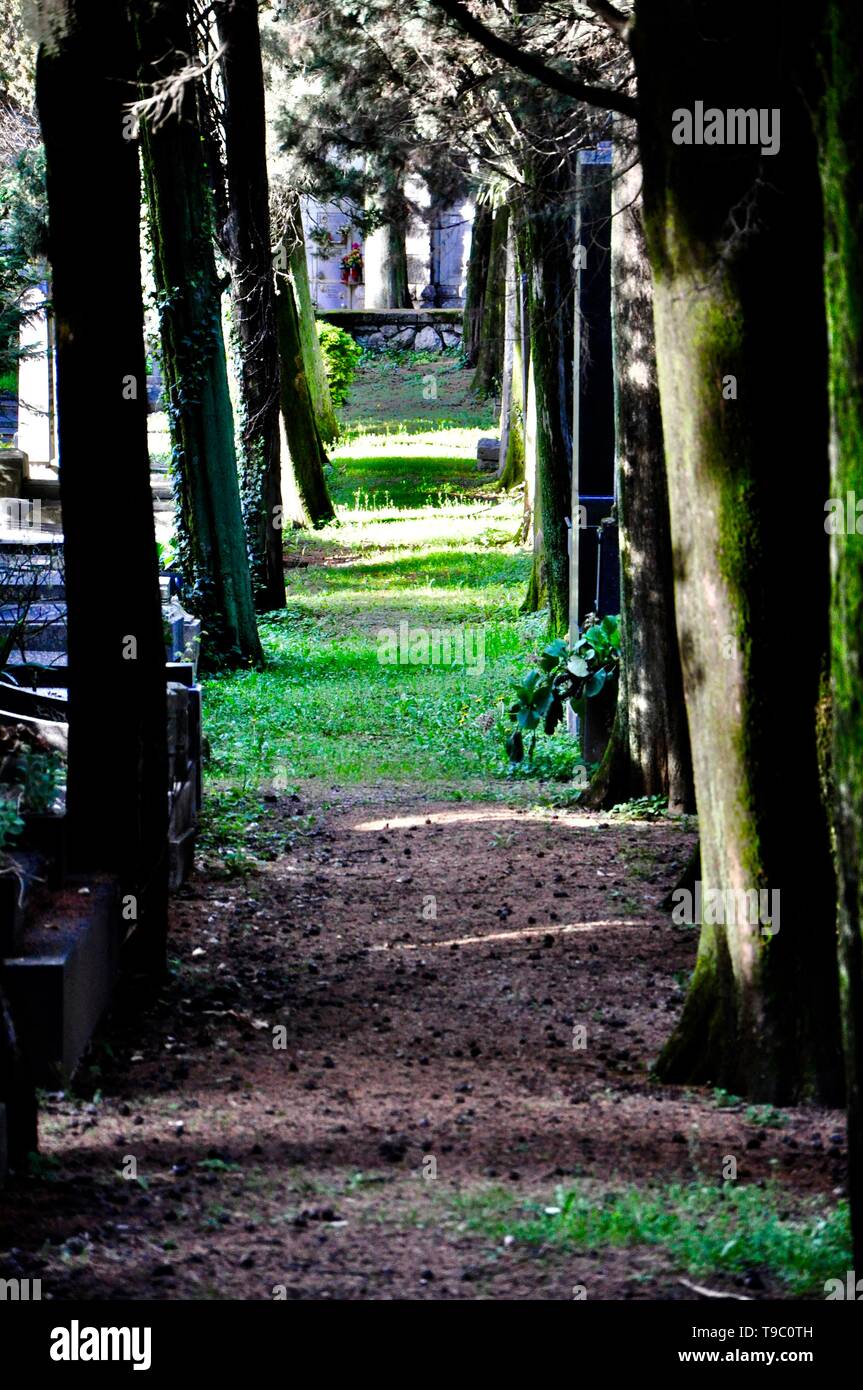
[0,792,846,1300]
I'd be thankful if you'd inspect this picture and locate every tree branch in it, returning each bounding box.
[429,0,637,118]
[582,1,630,35]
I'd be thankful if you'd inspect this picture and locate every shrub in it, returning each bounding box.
[316,321,362,408]
[505,614,621,764]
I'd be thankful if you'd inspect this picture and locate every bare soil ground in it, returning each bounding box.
[0,791,845,1300]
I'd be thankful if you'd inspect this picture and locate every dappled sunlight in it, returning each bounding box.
[334,427,486,459]
[353,807,560,831]
[369,920,642,951]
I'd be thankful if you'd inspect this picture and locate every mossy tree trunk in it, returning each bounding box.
[632,0,842,1101]
[521,164,574,637]
[216,0,284,614]
[462,200,493,368]
[137,0,262,670]
[37,0,168,973]
[472,204,508,398]
[497,210,526,491]
[275,277,336,527]
[820,0,863,1262]
[582,128,693,813]
[281,191,339,445]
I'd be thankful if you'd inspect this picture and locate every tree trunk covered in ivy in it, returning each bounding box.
[216,0,284,613]
[275,276,335,527]
[632,0,841,1101]
[521,166,573,637]
[583,131,693,813]
[472,204,508,397]
[462,200,492,368]
[37,0,168,973]
[820,0,863,1261]
[497,211,526,490]
[137,0,262,670]
[282,191,339,444]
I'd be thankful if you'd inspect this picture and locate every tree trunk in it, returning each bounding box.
[497,211,526,490]
[462,200,493,368]
[820,0,863,1263]
[472,204,508,397]
[216,0,284,614]
[275,277,336,527]
[363,180,413,309]
[137,0,263,671]
[520,355,545,610]
[282,192,339,444]
[522,167,574,636]
[582,129,694,813]
[632,0,842,1101]
[37,0,168,972]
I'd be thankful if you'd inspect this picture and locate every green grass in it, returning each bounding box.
[451,1181,852,1296]
[203,355,585,800]
[204,606,525,786]
[338,352,495,439]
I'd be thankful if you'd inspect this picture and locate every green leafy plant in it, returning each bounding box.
[308,225,336,254]
[505,614,620,765]
[745,1104,788,1128]
[609,794,669,820]
[16,747,64,814]
[156,537,177,571]
[316,320,362,407]
[0,796,25,851]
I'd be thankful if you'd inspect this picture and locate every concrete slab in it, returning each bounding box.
[2,875,120,1084]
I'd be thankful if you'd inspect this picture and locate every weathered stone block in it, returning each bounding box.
[477,437,501,469]
[414,326,441,351]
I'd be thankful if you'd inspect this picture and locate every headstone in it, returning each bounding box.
[476,437,500,471]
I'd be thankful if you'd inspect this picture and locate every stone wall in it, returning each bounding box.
[317,308,463,353]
